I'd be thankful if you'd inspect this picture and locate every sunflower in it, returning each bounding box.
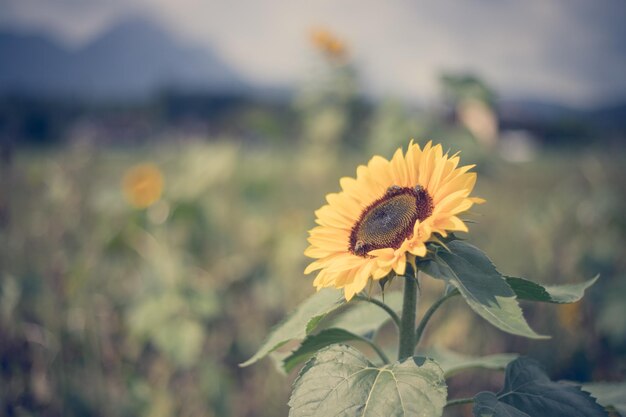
[310,28,347,60]
[122,163,164,209]
[304,141,484,300]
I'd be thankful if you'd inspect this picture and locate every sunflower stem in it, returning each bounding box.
[398,263,419,361]
[354,294,401,330]
[414,288,460,352]
[445,397,474,407]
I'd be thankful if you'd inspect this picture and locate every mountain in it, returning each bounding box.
[498,99,626,133]
[0,18,248,99]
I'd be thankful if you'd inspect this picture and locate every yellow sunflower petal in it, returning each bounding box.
[340,176,378,204]
[313,269,333,288]
[408,242,427,257]
[372,265,392,280]
[304,252,348,274]
[405,139,422,185]
[304,245,339,259]
[389,147,409,186]
[352,262,374,292]
[427,152,448,193]
[434,215,469,233]
[368,247,395,261]
[369,155,398,189]
[326,193,362,218]
[356,165,386,196]
[433,190,474,214]
[307,236,348,252]
[433,172,476,203]
[392,252,407,276]
[335,266,358,289]
[314,205,353,229]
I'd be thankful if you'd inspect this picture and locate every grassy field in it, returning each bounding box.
[1,136,625,416]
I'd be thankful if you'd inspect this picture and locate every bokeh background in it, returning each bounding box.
[1,1,625,416]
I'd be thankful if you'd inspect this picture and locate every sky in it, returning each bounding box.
[1,0,625,107]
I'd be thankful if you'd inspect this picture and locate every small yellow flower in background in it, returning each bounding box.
[304,141,484,300]
[310,27,347,60]
[557,302,582,333]
[122,163,164,209]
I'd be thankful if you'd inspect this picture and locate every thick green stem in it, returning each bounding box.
[355,294,401,330]
[398,264,418,361]
[414,288,460,351]
[445,397,474,407]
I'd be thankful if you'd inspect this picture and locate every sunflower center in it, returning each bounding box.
[350,185,433,257]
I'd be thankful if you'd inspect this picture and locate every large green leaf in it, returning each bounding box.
[282,328,363,373]
[423,346,517,377]
[420,241,547,339]
[322,292,403,335]
[506,275,599,303]
[240,289,344,367]
[289,344,447,417]
[282,292,402,372]
[472,357,608,417]
[583,382,626,416]
[473,392,529,417]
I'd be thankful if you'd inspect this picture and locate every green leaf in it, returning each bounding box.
[473,392,528,417]
[280,293,402,373]
[289,344,447,417]
[583,382,626,416]
[240,289,344,367]
[420,241,547,339]
[506,275,599,304]
[282,328,363,373]
[472,357,608,417]
[423,346,518,377]
[282,293,402,372]
[323,292,403,335]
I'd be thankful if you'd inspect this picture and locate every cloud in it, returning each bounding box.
[1,0,625,105]
[0,0,131,45]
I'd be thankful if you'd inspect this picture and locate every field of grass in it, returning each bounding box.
[1,135,625,416]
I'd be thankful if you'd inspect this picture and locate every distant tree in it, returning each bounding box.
[440,73,496,107]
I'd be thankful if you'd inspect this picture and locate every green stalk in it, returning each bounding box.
[355,294,401,330]
[354,335,391,364]
[445,397,474,407]
[414,288,460,351]
[398,263,419,361]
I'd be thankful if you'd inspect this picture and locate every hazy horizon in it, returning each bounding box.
[1,0,625,107]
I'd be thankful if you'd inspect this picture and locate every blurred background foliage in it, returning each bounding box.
[1,25,625,417]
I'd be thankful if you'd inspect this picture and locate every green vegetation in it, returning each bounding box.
[1,135,625,416]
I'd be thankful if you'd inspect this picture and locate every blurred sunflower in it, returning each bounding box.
[304,141,484,300]
[557,302,582,333]
[122,163,164,209]
[310,28,347,60]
